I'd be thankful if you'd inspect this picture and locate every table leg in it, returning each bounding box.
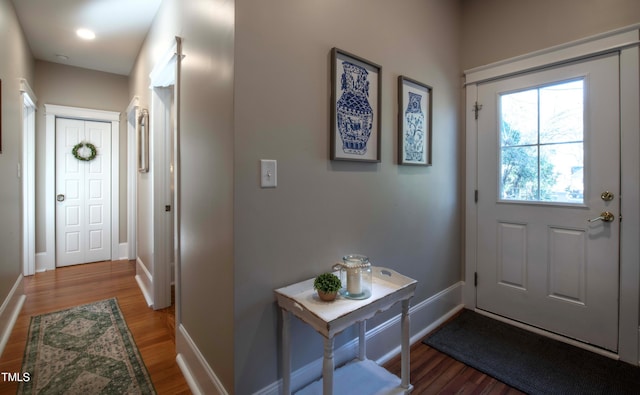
[282,310,291,395]
[358,321,366,361]
[323,336,335,395]
[401,299,411,390]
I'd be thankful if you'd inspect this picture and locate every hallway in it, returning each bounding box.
[0,260,189,394]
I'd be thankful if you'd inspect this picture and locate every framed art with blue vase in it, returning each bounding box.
[398,76,432,166]
[330,48,381,162]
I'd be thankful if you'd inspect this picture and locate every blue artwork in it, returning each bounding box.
[336,61,373,155]
[404,92,425,162]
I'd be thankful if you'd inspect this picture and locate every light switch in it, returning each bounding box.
[260,159,277,188]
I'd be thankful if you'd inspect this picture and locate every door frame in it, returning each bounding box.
[42,104,120,270]
[463,25,640,365]
[126,96,139,261]
[20,79,37,276]
[140,36,182,311]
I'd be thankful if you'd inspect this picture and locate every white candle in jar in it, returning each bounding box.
[347,268,362,295]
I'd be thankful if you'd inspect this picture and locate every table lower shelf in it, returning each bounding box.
[294,359,412,395]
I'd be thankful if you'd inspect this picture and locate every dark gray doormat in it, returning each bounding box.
[423,309,640,395]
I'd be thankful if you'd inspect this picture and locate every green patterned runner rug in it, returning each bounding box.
[18,298,156,394]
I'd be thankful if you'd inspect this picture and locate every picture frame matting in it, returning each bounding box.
[398,75,432,166]
[330,48,382,162]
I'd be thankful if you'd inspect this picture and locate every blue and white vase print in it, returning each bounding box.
[336,61,373,155]
[404,92,425,162]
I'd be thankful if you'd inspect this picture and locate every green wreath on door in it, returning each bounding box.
[72,142,97,162]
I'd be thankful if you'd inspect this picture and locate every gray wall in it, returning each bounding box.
[33,61,129,253]
[0,0,34,308]
[234,0,462,392]
[461,0,640,70]
[129,0,235,391]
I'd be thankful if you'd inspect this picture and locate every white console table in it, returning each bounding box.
[274,267,417,395]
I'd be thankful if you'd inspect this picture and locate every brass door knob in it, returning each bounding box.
[588,211,615,223]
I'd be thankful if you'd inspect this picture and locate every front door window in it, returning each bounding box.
[499,79,584,203]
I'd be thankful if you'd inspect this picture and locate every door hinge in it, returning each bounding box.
[474,272,478,287]
[473,102,483,120]
[165,205,171,212]
[474,190,478,203]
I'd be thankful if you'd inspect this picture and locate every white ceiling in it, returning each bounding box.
[12,0,163,76]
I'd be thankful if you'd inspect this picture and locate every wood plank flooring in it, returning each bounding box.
[0,259,521,394]
[0,260,190,395]
[384,335,524,395]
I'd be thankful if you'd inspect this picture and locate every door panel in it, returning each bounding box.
[496,222,527,289]
[476,54,620,351]
[56,118,111,266]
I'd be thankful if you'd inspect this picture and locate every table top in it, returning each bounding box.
[275,267,417,324]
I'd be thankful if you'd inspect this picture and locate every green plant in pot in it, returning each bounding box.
[313,273,342,302]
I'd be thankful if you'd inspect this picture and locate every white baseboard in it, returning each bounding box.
[135,258,153,307]
[0,275,26,357]
[35,244,130,272]
[176,324,229,395]
[254,281,464,395]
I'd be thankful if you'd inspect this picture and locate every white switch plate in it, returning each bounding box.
[260,159,277,188]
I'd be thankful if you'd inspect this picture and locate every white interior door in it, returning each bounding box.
[56,118,112,267]
[476,54,620,351]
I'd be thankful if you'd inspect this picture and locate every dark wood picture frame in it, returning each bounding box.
[330,48,382,162]
[398,75,432,166]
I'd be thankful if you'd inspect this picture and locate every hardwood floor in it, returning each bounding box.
[384,336,524,395]
[0,260,521,394]
[0,260,190,395]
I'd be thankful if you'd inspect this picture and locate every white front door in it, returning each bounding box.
[56,118,112,267]
[476,54,620,351]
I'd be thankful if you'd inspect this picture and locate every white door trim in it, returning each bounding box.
[149,87,172,310]
[43,104,120,271]
[20,79,37,276]
[618,45,640,365]
[464,24,640,85]
[464,26,640,365]
[126,96,139,261]
[145,36,182,311]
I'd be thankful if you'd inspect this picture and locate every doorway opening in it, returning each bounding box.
[20,79,37,276]
[42,105,120,271]
[55,118,113,267]
[463,27,640,365]
[134,36,182,312]
[475,54,619,352]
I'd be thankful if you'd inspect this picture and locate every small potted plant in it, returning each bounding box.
[313,273,342,301]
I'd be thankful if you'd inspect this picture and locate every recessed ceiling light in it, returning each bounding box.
[76,28,96,40]
[55,54,69,61]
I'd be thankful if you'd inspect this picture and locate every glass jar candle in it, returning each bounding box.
[333,254,372,299]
